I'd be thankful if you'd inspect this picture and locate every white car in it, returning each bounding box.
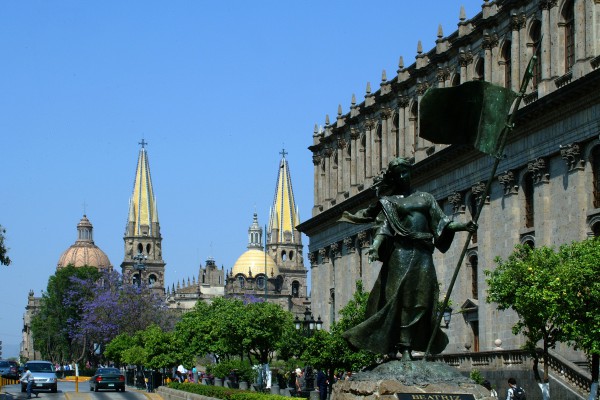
[21,361,58,393]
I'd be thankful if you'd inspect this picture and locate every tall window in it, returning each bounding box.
[530,21,542,88]
[592,146,600,208]
[469,254,479,300]
[474,59,484,81]
[563,0,575,71]
[502,41,512,89]
[524,173,535,228]
[292,281,300,297]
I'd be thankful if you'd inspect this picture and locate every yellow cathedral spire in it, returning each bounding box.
[268,148,300,244]
[126,139,159,236]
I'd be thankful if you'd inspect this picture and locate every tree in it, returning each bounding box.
[555,238,600,400]
[0,225,10,266]
[31,265,101,364]
[486,245,566,400]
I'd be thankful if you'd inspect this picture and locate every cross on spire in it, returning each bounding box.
[279,148,288,158]
[139,138,148,149]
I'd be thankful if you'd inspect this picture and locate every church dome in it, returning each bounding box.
[231,249,278,278]
[57,215,112,270]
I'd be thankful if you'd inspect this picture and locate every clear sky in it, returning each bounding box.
[0,1,482,359]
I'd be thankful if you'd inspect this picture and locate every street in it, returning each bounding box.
[0,381,158,400]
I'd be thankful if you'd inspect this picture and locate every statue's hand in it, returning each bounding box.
[367,247,380,263]
[465,220,478,233]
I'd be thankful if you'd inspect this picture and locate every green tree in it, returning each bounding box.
[555,238,600,399]
[486,245,566,397]
[0,225,11,266]
[104,333,135,366]
[31,265,101,364]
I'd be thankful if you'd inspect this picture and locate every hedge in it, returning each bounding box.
[167,382,290,400]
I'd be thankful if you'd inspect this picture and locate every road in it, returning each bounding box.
[0,381,162,400]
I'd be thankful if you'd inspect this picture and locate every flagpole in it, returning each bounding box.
[423,49,538,360]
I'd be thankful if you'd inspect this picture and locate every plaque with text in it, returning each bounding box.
[396,394,476,400]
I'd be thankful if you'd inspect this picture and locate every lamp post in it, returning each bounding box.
[294,307,323,395]
[132,252,147,389]
[442,307,452,328]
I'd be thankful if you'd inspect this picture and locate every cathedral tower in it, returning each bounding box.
[267,149,307,298]
[120,140,165,293]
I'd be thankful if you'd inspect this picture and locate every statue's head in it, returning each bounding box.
[375,157,412,195]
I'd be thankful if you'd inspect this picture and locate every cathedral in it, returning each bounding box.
[298,0,599,383]
[224,150,308,314]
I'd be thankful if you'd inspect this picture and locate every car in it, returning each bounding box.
[0,360,19,380]
[89,367,126,392]
[20,361,58,393]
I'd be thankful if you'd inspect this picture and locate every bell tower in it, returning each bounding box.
[120,140,166,294]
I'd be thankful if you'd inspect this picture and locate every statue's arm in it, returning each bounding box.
[338,202,381,224]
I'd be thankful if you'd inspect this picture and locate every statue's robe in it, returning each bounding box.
[340,191,456,355]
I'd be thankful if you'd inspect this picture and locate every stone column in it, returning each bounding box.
[312,154,322,213]
[540,2,552,81]
[381,109,391,167]
[398,96,409,158]
[574,0,586,63]
[340,137,350,197]
[357,133,366,188]
[510,13,522,92]
[364,121,373,179]
[549,2,560,78]
[323,148,332,202]
[350,128,359,188]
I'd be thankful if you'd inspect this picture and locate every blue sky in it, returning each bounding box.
[0,1,482,358]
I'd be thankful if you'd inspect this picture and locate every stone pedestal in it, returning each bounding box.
[333,361,492,400]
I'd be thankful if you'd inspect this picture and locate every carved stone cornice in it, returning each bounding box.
[528,158,550,184]
[498,170,519,195]
[349,126,361,140]
[416,81,430,96]
[365,118,376,130]
[510,13,526,31]
[308,252,317,266]
[330,242,341,258]
[539,0,558,10]
[312,154,322,166]
[343,236,356,253]
[319,247,329,263]
[381,107,393,119]
[458,50,474,67]
[560,143,585,171]
[323,147,334,158]
[357,231,370,248]
[471,182,489,204]
[436,67,451,82]
[398,95,410,108]
[482,33,499,50]
[337,137,348,149]
[448,191,465,214]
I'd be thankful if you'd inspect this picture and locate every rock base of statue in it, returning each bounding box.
[332,360,493,400]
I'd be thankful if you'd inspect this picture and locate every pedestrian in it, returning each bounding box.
[506,377,526,400]
[316,369,328,400]
[295,368,303,396]
[20,367,37,399]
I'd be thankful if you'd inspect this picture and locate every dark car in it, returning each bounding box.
[0,360,19,379]
[20,361,58,393]
[89,367,126,392]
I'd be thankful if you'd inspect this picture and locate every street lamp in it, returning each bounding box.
[294,307,323,394]
[443,307,452,328]
[133,252,147,287]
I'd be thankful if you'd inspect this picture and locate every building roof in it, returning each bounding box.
[231,249,278,278]
[57,215,112,270]
[126,140,159,236]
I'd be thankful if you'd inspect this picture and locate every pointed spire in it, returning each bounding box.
[351,93,356,106]
[438,24,444,38]
[417,40,423,54]
[337,104,342,116]
[268,150,300,244]
[313,124,318,135]
[325,114,330,126]
[459,5,466,21]
[366,82,371,95]
[247,212,263,250]
[398,56,405,70]
[126,140,159,236]
[381,69,387,82]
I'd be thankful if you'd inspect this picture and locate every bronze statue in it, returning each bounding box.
[339,157,476,360]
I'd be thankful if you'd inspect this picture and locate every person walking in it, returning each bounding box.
[316,369,328,400]
[20,367,37,399]
[506,377,526,400]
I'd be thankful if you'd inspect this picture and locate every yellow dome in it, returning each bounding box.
[232,249,279,277]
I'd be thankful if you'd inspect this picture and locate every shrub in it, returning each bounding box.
[168,382,288,400]
[206,359,256,383]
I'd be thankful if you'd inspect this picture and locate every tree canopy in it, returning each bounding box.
[0,225,11,266]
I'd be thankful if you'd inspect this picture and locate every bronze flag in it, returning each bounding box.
[419,81,517,156]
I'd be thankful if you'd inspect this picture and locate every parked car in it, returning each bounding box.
[0,360,19,379]
[20,361,58,393]
[89,367,126,392]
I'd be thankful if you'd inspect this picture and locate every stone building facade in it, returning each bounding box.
[298,0,600,362]
[165,257,225,310]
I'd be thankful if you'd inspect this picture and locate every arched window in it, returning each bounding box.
[592,146,600,208]
[289,250,294,261]
[451,73,460,87]
[146,243,151,254]
[256,275,265,289]
[291,281,300,298]
[523,172,534,228]
[501,41,512,89]
[148,274,157,287]
[529,20,542,88]
[474,58,484,81]
[137,243,143,253]
[281,251,287,261]
[562,0,575,72]
[469,254,479,300]
[237,276,245,288]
